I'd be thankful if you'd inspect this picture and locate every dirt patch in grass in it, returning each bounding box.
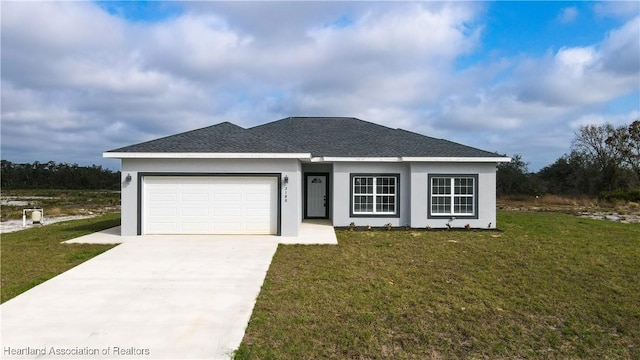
[498,195,640,223]
[236,211,639,359]
[0,189,120,222]
[0,215,101,234]
[0,189,121,233]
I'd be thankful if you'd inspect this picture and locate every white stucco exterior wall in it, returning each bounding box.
[331,161,498,229]
[410,162,498,229]
[332,162,411,227]
[120,158,301,236]
[117,157,500,235]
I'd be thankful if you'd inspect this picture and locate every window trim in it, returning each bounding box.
[350,173,400,218]
[427,174,479,219]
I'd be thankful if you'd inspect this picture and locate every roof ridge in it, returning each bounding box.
[285,116,357,119]
[250,116,398,131]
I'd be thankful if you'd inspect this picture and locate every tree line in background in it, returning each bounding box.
[1,160,120,190]
[498,120,640,201]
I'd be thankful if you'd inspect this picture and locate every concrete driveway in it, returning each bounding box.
[1,235,279,359]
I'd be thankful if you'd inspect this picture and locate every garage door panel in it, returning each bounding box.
[245,223,270,232]
[152,182,178,189]
[149,193,178,202]
[246,208,270,216]
[213,208,242,216]
[246,203,271,209]
[181,207,210,216]
[246,193,271,202]
[150,183,179,190]
[181,222,210,232]
[181,182,208,188]
[213,183,242,190]
[148,207,178,217]
[214,193,243,201]
[181,193,210,201]
[246,185,271,192]
[144,176,277,235]
[149,222,178,233]
[213,223,244,232]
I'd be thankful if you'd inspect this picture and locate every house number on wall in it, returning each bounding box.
[284,186,288,202]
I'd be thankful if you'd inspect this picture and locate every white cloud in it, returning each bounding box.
[555,47,598,77]
[413,14,639,169]
[141,14,253,79]
[594,1,640,20]
[1,2,125,54]
[570,110,640,129]
[308,3,479,60]
[505,17,639,108]
[598,16,640,75]
[1,2,127,89]
[557,6,578,24]
[0,1,637,172]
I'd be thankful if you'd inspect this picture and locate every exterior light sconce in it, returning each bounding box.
[283,175,289,184]
[125,173,132,183]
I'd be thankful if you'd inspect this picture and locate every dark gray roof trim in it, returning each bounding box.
[107,117,501,158]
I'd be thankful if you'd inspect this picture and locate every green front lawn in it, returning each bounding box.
[0,213,120,303]
[236,211,640,359]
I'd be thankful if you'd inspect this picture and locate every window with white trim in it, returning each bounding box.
[351,175,398,216]
[429,175,477,217]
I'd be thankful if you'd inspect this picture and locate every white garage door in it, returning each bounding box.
[143,176,278,235]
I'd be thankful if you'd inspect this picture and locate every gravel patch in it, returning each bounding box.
[0,215,96,234]
[499,204,640,224]
[578,212,640,224]
[1,196,59,207]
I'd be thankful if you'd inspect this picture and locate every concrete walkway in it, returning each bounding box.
[1,237,279,359]
[1,222,337,359]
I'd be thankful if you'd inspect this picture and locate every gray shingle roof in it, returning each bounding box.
[107,122,305,153]
[107,117,500,158]
[249,117,499,157]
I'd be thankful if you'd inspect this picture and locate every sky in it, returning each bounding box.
[1,1,639,171]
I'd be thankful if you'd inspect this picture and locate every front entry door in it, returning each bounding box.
[306,174,328,218]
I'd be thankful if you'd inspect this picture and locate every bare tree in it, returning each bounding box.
[572,123,635,193]
[607,120,640,178]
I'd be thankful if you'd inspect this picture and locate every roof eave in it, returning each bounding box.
[401,156,512,163]
[104,153,511,163]
[103,152,311,159]
[311,157,402,162]
[314,156,511,163]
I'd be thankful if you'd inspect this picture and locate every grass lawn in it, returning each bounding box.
[0,213,120,303]
[236,211,640,359]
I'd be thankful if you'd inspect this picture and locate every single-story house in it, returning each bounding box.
[104,117,510,236]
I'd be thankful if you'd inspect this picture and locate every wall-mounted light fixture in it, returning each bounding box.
[125,173,132,183]
[284,175,289,184]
